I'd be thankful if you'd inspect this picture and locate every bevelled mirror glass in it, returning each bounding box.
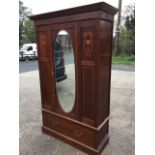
[54,30,75,113]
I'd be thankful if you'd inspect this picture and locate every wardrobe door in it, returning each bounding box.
[51,23,79,119]
[77,20,98,126]
[36,26,56,110]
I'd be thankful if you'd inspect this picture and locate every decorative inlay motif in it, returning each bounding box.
[40,33,46,45]
[39,32,47,57]
[82,32,94,57]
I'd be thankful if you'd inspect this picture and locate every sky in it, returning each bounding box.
[22,0,135,15]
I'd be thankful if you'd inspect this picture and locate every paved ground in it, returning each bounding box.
[19,60,135,73]
[19,64,135,155]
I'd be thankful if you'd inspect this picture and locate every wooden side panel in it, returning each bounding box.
[96,20,113,126]
[98,20,113,55]
[96,121,109,148]
[97,64,110,124]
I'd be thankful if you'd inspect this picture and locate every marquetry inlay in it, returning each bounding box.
[82,32,95,57]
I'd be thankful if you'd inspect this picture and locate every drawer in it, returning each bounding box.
[42,111,96,147]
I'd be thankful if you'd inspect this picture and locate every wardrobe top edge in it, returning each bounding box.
[29,2,117,21]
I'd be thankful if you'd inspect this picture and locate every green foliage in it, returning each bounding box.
[19,1,35,47]
[112,56,135,65]
[22,20,36,44]
[118,27,134,56]
[117,4,135,56]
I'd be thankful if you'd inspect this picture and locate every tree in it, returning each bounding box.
[19,1,33,47]
[118,4,135,56]
[113,0,123,56]
[23,20,36,43]
[124,4,135,55]
[125,4,135,31]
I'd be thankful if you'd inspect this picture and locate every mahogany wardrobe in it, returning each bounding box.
[30,2,117,155]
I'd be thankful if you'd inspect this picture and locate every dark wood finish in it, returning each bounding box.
[30,2,117,155]
[30,2,117,20]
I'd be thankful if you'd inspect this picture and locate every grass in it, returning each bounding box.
[112,55,135,65]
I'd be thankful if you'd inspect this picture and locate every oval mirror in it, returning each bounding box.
[54,30,75,113]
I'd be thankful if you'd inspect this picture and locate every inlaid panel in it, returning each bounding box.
[78,20,97,60]
[38,31,48,61]
[82,29,95,58]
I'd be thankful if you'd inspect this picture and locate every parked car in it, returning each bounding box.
[55,41,67,82]
[19,43,38,61]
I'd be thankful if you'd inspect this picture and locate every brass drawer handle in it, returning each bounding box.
[74,130,83,137]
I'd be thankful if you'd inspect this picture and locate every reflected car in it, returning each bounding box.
[55,41,67,82]
[19,43,38,61]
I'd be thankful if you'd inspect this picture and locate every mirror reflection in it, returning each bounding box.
[54,30,75,113]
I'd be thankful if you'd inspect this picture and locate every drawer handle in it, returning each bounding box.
[74,130,83,137]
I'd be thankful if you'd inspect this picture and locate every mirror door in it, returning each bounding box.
[52,28,77,115]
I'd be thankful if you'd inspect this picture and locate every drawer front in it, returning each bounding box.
[43,112,95,147]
